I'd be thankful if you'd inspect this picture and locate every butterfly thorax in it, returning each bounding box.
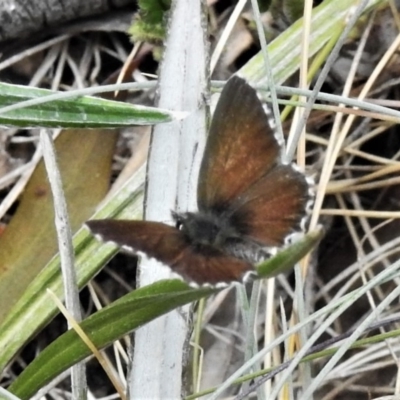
[173,211,268,264]
[174,211,240,249]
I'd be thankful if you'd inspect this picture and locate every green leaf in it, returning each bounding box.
[240,0,382,83]
[256,228,324,279]
[8,279,217,400]
[0,83,180,128]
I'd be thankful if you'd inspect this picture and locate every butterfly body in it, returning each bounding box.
[86,76,311,286]
[174,211,242,250]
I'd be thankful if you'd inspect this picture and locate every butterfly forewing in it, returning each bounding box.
[87,220,185,261]
[86,220,253,285]
[197,76,281,213]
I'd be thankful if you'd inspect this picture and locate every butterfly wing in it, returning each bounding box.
[228,164,310,248]
[197,76,280,213]
[86,219,253,285]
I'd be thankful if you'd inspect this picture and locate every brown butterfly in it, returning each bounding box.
[86,76,310,285]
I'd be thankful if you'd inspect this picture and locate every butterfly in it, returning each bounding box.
[86,76,310,286]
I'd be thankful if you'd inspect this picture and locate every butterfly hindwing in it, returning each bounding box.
[228,164,310,247]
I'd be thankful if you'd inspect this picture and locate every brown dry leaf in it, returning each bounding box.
[0,129,117,324]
